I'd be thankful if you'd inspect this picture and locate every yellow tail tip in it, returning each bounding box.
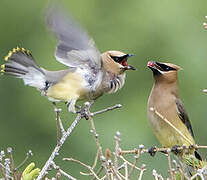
[4,56,9,61]
[4,47,32,61]
[4,50,13,61]
[1,64,5,69]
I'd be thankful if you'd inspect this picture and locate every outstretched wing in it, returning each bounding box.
[47,5,101,70]
[175,98,194,138]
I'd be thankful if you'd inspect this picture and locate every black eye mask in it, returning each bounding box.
[110,54,128,63]
[156,62,176,72]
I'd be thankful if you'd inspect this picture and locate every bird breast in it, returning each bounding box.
[105,72,126,94]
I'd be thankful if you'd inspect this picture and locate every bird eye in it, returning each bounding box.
[165,67,170,71]
[156,62,176,72]
[110,56,122,63]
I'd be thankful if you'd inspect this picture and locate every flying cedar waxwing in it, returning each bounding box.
[0,6,135,113]
[147,61,201,158]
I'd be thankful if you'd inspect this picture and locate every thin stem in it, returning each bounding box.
[92,166,104,180]
[63,158,101,180]
[150,107,193,145]
[91,104,122,116]
[15,150,33,171]
[51,161,77,180]
[36,113,83,180]
[7,148,16,180]
[138,166,146,180]
[114,131,121,176]
[124,162,128,180]
[0,159,6,179]
[128,151,140,178]
[88,115,109,178]
[167,151,174,180]
[119,156,140,171]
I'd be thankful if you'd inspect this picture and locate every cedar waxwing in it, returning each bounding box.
[0,6,135,113]
[147,61,201,158]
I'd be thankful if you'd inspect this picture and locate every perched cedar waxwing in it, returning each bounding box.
[147,61,201,159]
[0,6,135,113]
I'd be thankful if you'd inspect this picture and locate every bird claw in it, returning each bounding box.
[148,147,157,157]
[171,145,181,154]
[78,104,91,120]
[80,111,90,120]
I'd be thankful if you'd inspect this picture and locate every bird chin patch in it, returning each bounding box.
[152,68,163,76]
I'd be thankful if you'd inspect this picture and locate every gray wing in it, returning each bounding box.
[47,5,101,69]
[175,98,194,137]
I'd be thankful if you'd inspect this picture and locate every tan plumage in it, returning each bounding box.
[1,5,135,113]
[147,61,195,153]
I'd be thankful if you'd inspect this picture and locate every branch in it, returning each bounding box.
[36,105,85,180]
[36,103,122,180]
[63,158,101,180]
[120,144,207,156]
[51,161,77,180]
[90,104,122,116]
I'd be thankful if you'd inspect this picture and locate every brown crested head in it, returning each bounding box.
[101,51,135,75]
[147,61,182,83]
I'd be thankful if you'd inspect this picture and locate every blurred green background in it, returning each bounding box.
[1,0,207,179]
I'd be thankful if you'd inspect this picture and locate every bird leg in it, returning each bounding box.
[67,99,77,113]
[148,147,157,157]
[79,101,94,120]
[171,145,182,155]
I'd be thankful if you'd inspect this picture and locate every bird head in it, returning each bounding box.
[101,51,135,75]
[147,61,182,83]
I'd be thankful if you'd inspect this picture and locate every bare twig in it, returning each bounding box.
[7,147,16,180]
[91,104,122,116]
[120,144,207,156]
[0,151,6,179]
[124,162,128,180]
[4,158,12,179]
[152,169,164,180]
[166,149,174,180]
[15,150,33,171]
[63,158,101,180]
[88,113,110,178]
[150,107,193,145]
[51,161,77,180]
[114,131,121,176]
[36,103,85,180]
[80,149,99,176]
[128,146,142,178]
[119,155,140,171]
[92,166,104,180]
[37,103,121,180]
[138,164,146,180]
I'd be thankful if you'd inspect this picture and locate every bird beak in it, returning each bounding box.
[125,54,136,70]
[147,61,156,69]
[127,54,135,58]
[126,65,136,70]
[147,61,162,75]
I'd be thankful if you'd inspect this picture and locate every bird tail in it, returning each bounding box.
[1,47,46,90]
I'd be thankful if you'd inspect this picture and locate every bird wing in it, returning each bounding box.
[175,98,194,138]
[47,5,101,70]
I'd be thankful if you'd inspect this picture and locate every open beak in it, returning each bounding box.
[126,65,136,70]
[125,54,136,70]
[147,61,162,75]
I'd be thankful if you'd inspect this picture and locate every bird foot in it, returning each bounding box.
[171,145,181,155]
[78,102,92,120]
[148,146,157,157]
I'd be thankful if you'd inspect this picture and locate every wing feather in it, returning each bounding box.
[47,5,101,69]
[175,98,194,138]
